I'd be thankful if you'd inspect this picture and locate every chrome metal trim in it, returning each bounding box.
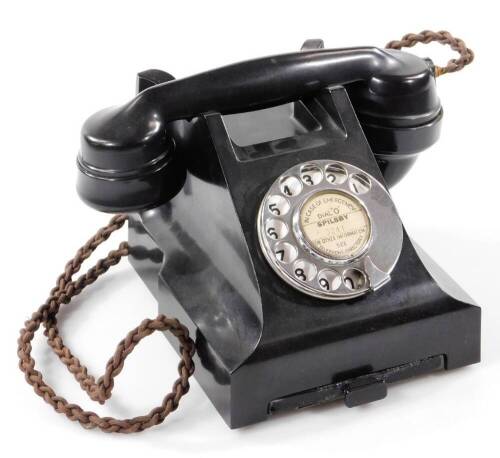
[257,160,403,300]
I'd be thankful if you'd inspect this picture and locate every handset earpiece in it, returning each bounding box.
[77,47,440,212]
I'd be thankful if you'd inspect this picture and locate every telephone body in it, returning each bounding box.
[76,40,481,428]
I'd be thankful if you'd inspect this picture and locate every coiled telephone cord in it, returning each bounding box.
[17,30,473,434]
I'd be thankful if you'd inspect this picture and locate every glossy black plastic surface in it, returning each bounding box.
[128,86,480,428]
[77,45,442,211]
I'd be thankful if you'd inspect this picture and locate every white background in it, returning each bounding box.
[1,1,498,456]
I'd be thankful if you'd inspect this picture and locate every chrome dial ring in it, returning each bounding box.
[257,160,403,300]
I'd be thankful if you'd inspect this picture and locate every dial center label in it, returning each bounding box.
[299,191,371,260]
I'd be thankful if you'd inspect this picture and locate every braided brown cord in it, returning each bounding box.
[386,30,474,77]
[17,214,195,433]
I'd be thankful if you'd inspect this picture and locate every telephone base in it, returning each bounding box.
[127,86,480,428]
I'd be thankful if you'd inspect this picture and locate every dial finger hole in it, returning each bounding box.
[266,195,290,217]
[265,219,288,240]
[343,268,367,290]
[300,164,323,186]
[274,242,297,264]
[318,269,342,291]
[349,173,371,194]
[325,163,347,184]
[280,176,302,197]
[293,259,317,282]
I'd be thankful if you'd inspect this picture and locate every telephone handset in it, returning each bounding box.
[78,45,440,211]
[20,31,480,432]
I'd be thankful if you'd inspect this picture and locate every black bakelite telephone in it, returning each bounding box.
[19,31,481,433]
